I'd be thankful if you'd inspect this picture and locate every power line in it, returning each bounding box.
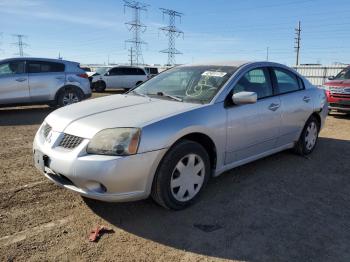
[294,21,301,65]
[12,34,29,57]
[123,0,148,66]
[159,8,184,66]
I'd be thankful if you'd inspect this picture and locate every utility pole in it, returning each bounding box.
[128,47,134,66]
[123,0,148,66]
[159,8,184,66]
[294,21,301,66]
[13,34,28,57]
[0,32,3,55]
[266,47,269,61]
[58,52,62,59]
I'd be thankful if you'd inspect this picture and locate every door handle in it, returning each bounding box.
[268,103,280,111]
[15,78,27,82]
[303,96,311,103]
[55,76,65,80]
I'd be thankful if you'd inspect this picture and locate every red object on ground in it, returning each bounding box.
[89,226,114,242]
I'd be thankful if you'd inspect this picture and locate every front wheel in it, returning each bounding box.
[94,81,106,92]
[57,88,83,107]
[151,140,210,210]
[294,116,320,155]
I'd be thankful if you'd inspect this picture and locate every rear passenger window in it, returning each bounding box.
[273,68,301,94]
[233,68,273,99]
[28,61,65,73]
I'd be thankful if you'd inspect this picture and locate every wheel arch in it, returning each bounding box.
[310,111,321,128]
[168,132,217,171]
[54,84,84,102]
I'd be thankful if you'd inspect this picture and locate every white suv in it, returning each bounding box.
[91,66,148,92]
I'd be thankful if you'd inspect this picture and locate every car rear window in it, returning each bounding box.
[28,61,65,73]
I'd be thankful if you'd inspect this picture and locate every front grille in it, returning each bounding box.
[42,124,52,139]
[330,87,350,94]
[59,134,84,149]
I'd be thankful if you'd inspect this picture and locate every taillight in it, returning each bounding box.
[77,73,88,78]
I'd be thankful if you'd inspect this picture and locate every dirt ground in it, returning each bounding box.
[0,92,350,262]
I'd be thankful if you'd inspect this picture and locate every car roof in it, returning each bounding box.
[182,60,250,67]
[0,57,78,64]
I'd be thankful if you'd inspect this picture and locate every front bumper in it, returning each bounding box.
[326,91,350,112]
[33,128,167,202]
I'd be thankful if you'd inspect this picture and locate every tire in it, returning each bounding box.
[151,140,210,210]
[294,115,320,155]
[94,81,106,92]
[57,87,83,107]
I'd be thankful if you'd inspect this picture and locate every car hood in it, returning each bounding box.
[45,94,201,138]
[325,80,350,86]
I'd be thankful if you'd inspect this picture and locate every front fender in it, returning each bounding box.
[138,102,227,170]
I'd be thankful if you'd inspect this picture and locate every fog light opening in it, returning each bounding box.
[85,181,107,193]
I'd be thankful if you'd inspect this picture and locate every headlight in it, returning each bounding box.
[86,128,141,156]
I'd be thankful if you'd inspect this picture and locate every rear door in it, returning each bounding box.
[270,67,314,146]
[225,67,282,164]
[124,68,147,89]
[27,60,65,102]
[0,60,29,104]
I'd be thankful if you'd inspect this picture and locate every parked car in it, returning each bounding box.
[0,58,91,107]
[144,66,159,78]
[322,66,350,113]
[91,66,148,92]
[33,61,328,209]
[80,66,96,78]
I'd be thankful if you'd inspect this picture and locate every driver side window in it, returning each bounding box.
[233,68,272,99]
[0,61,25,76]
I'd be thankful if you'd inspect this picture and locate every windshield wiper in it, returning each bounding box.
[129,90,149,98]
[149,92,183,102]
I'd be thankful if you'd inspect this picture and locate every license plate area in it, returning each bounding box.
[34,150,50,172]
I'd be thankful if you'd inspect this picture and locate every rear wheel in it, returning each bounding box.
[94,81,106,92]
[151,140,210,210]
[57,87,83,107]
[294,115,320,155]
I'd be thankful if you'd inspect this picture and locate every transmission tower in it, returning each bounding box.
[159,8,184,66]
[294,21,301,65]
[123,0,148,66]
[13,34,28,57]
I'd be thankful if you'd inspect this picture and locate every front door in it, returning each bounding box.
[0,60,29,104]
[225,67,282,164]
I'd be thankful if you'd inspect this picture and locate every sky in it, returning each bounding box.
[0,0,349,66]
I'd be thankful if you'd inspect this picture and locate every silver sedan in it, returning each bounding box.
[33,61,328,209]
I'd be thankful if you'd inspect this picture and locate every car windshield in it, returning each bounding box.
[133,66,237,103]
[334,68,350,80]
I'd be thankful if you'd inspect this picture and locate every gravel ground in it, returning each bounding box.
[0,93,349,262]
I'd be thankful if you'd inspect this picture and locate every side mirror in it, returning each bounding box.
[232,91,257,105]
[105,71,110,76]
[328,76,335,80]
